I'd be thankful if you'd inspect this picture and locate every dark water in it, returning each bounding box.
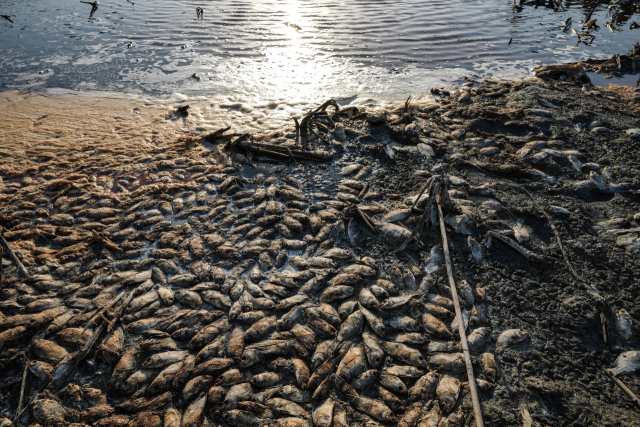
[0,0,638,107]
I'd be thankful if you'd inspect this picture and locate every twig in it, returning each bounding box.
[521,189,604,303]
[604,367,640,409]
[357,182,370,199]
[202,126,231,142]
[397,177,439,252]
[12,392,40,425]
[488,231,533,260]
[16,355,30,417]
[436,201,484,427]
[356,206,379,235]
[0,233,28,277]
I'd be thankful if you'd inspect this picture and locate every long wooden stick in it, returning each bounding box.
[604,367,640,409]
[437,202,484,427]
[0,234,28,277]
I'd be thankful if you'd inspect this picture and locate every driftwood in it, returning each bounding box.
[202,126,231,142]
[240,141,333,162]
[437,200,485,427]
[0,233,28,277]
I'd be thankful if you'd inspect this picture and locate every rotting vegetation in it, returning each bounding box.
[1,72,640,427]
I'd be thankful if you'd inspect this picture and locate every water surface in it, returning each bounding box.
[0,0,638,131]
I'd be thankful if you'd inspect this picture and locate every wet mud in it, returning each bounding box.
[1,75,640,427]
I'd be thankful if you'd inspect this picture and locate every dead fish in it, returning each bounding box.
[437,411,464,427]
[480,353,497,382]
[164,407,182,427]
[224,383,254,410]
[422,313,451,338]
[336,344,367,380]
[379,372,407,394]
[148,361,184,394]
[32,399,67,426]
[333,404,348,427]
[380,294,417,310]
[436,375,460,413]
[335,377,395,423]
[342,164,363,176]
[280,384,310,403]
[313,398,334,427]
[428,353,466,373]
[363,332,385,368]
[467,237,482,262]
[182,394,206,427]
[394,333,427,345]
[388,315,421,332]
[467,327,491,352]
[32,339,69,364]
[360,305,386,338]
[29,360,54,381]
[496,329,527,348]
[193,357,234,376]
[354,165,372,180]
[382,209,411,223]
[383,365,423,378]
[376,279,399,296]
[267,398,310,419]
[428,341,461,353]
[384,341,428,368]
[417,403,441,427]
[183,375,213,401]
[379,223,412,242]
[121,369,157,394]
[609,351,640,376]
[336,310,365,342]
[615,309,633,342]
[403,269,417,291]
[398,402,423,427]
[408,371,439,401]
[352,369,379,391]
[450,309,470,334]
[341,264,377,277]
[377,385,403,412]
[142,350,189,369]
[321,286,354,303]
[224,409,264,427]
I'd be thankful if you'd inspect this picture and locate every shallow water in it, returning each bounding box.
[0,0,638,133]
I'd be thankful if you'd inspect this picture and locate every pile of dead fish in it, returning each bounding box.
[0,77,639,426]
[0,139,528,427]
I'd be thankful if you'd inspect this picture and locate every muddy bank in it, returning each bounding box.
[0,75,640,427]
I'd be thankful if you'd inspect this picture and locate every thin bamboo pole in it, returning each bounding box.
[604,368,640,409]
[437,201,484,427]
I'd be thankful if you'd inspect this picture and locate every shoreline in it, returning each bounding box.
[1,65,640,427]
